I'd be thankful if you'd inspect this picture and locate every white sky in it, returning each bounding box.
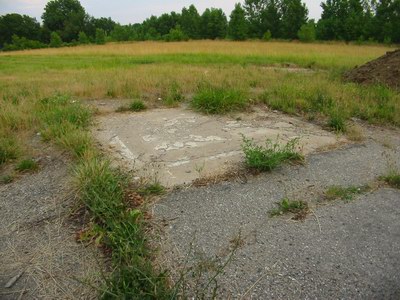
[0,0,323,24]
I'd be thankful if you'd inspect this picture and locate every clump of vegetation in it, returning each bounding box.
[0,137,19,165]
[138,182,165,196]
[325,185,369,201]
[164,82,185,107]
[269,198,309,219]
[242,136,303,172]
[192,83,248,114]
[328,112,347,132]
[0,175,14,184]
[129,100,147,112]
[15,159,39,172]
[75,157,171,298]
[381,172,400,189]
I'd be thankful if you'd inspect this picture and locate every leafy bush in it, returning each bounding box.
[163,25,189,42]
[78,31,89,44]
[298,23,316,42]
[95,28,106,45]
[3,35,47,51]
[263,30,272,41]
[192,83,248,114]
[242,136,303,172]
[50,32,62,48]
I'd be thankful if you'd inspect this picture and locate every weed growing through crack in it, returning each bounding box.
[269,198,309,219]
[192,83,248,114]
[325,185,369,201]
[15,159,39,172]
[241,136,303,172]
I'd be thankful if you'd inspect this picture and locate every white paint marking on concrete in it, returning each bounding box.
[110,136,137,161]
[167,160,191,167]
[189,135,225,142]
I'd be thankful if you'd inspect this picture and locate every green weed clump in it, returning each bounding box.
[242,136,303,172]
[16,159,38,172]
[129,100,147,112]
[381,172,400,189]
[75,157,171,299]
[192,84,248,114]
[328,111,347,132]
[138,182,165,196]
[269,198,309,217]
[325,185,369,201]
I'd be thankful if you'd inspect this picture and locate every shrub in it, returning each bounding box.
[78,31,89,44]
[263,30,272,41]
[163,25,188,42]
[298,23,316,43]
[3,35,47,51]
[241,136,303,172]
[95,28,106,45]
[192,83,248,114]
[50,32,62,48]
[328,111,346,132]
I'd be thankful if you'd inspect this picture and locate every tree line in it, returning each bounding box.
[0,0,399,51]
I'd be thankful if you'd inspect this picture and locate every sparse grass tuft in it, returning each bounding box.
[16,159,39,172]
[346,124,365,141]
[381,172,400,189]
[129,100,147,112]
[192,83,248,114]
[138,182,165,196]
[0,175,14,184]
[269,198,309,218]
[325,185,369,201]
[164,82,185,107]
[241,136,303,172]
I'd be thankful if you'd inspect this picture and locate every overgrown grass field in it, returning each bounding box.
[1,40,399,298]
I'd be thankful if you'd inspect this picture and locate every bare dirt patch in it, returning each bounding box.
[94,107,345,186]
[344,49,400,90]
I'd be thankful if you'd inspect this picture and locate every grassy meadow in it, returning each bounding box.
[1,40,399,297]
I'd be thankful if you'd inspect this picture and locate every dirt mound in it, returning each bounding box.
[344,49,400,90]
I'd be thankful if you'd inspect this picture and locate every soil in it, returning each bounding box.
[343,49,400,90]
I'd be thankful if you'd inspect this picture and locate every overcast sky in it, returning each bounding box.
[0,0,323,24]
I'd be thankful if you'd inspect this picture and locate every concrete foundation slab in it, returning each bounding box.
[94,108,343,186]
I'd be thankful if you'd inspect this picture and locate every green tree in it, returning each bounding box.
[78,31,89,44]
[244,0,268,38]
[297,20,316,42]
[42,0,86,42]
[280,0,308,39]
[200,8,228,39]
[0,14,41,48]
[95,28,106,44]
[262,0,282,38]
[373,0,400,43]
[229,3,249,40]
[180,5,201,39]
[49,31,63,47]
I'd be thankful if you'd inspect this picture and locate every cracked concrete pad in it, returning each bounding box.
[95,108,343,186]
